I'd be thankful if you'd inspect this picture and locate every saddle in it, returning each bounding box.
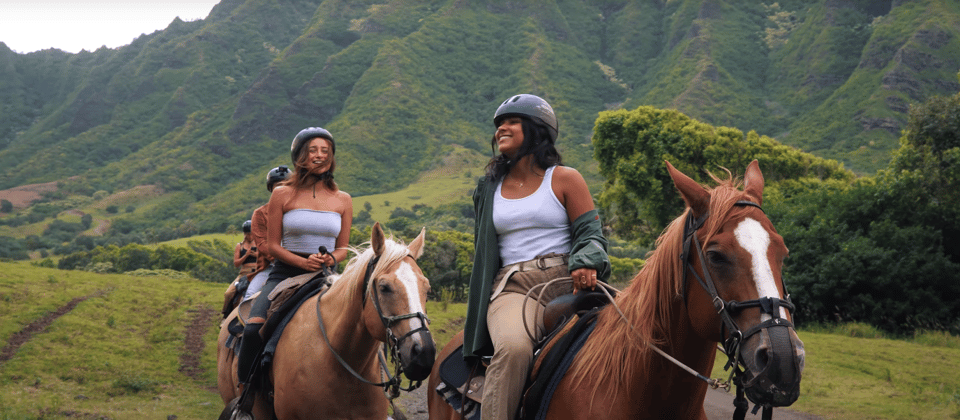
[222,270,329,357]
[435,291,610,419]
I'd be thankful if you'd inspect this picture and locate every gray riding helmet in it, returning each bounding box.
[290,127,334,164]
[242,220,252,233]
[265,165,291,191]
[493,94,558,142]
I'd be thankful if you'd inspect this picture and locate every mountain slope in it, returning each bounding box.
[1,0,958,237]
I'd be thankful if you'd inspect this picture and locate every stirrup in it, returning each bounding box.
[229,407,254,420]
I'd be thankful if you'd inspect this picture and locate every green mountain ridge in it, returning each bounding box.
[1,0,958,235]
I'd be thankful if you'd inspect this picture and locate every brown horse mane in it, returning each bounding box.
[565,168,755,406]
[323,235,414,303]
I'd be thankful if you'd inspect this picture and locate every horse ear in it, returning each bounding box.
[666,160,710,217]
[372,222,385,257]
[743,159,764,206]
[407,227,426,260]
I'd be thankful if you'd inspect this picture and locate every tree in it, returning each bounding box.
[884,92,960,261]
[0,199,11,213]
[770,91,960,335]
[592,106,851,242]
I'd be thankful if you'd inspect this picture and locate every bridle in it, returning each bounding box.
[315,253,430,400]
[680,200,796,420]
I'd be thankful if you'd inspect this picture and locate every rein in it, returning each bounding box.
[315,253,430,401]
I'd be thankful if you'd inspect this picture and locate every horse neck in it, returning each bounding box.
[637,297,716,415]
[319,276,381,364]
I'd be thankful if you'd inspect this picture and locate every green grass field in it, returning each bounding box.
[1,260,958,419]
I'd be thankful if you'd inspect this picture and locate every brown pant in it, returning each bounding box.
[482,257,570,420]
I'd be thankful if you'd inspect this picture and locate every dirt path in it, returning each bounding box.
[392,381,821,420]
[179,305,217,382]
[0,291,107,363]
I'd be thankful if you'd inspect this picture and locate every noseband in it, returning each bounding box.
[316,254,430,399]
[680,200,796,420]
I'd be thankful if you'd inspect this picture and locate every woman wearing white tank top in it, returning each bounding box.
[463,94,611,420]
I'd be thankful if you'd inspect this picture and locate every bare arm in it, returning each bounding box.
[232,243,244,268]
[321,191,353,267]
[553,166,598,292]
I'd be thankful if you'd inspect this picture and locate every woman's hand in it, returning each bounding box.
[302,252,337,271]
[318,252,337,268]
[571,267,597,294]
[301,253,325,272]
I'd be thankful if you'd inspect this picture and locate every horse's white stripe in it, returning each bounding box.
[734,218,787,320]
[396,262,425,336]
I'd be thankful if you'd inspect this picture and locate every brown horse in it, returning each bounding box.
[428,160,804,419]
[218,223,435,419]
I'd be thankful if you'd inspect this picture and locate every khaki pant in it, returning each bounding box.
[482,256,570,420]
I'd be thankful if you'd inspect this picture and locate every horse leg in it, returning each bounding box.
[427,331,466,420]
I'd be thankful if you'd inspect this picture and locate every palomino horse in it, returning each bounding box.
[428,160,804,419]
[218,223,436,419]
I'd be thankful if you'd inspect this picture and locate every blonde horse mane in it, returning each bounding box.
[323,234,415,303]
[565,168,753,405]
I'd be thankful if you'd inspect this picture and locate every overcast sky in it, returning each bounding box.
[0,0,221,54]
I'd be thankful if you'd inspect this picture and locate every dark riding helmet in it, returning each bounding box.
[265,165,291,192]
[242,220,252,233]
[493,94,558,143]
[290,127,334,164]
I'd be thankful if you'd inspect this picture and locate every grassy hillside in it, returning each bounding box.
[0,262,225,419]
[2,262,958,419]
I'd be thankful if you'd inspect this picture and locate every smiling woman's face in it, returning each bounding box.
[495,116,524,157]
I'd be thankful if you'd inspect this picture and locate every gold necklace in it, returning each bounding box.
[510,172,542,188]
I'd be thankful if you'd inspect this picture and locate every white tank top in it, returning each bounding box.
[281,209,340,254]
[493,166,571,266]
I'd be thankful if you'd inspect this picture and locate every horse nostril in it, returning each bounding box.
[755,347,770,372]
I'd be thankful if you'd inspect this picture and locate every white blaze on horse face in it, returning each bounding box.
[735,218,788,320]
[396,261,426,334]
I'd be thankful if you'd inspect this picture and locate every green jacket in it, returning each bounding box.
[462,174,611,359]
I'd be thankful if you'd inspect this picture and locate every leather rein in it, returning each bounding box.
[314,253,430,400]
[680,200,796,420]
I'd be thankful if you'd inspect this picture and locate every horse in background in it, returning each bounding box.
[428,160,804,419]
[219,223,435,419]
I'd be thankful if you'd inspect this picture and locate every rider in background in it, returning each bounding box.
[222,220,257,318]
[243,165,291,302]
[463,94,611,420]
[234,127,353,411]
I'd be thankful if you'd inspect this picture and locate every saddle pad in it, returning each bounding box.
[436,345,485,417]
[436,380,481,420]
[438,345,474,390]
[262,277,329,364]
[522,308,600,420]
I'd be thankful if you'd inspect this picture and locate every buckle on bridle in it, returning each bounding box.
[713,296,725,313]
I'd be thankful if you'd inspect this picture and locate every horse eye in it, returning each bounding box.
[378,283,393,294]
[707,250,728,265]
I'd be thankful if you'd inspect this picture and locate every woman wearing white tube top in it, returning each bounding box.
[235,127,353,405]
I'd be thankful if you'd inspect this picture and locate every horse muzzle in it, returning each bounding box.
[398,329,436,381]
[738,323,804,407]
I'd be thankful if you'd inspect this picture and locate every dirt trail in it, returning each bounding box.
[180,305,217,381]
[1,291,107,363]
[392,380,821,420]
